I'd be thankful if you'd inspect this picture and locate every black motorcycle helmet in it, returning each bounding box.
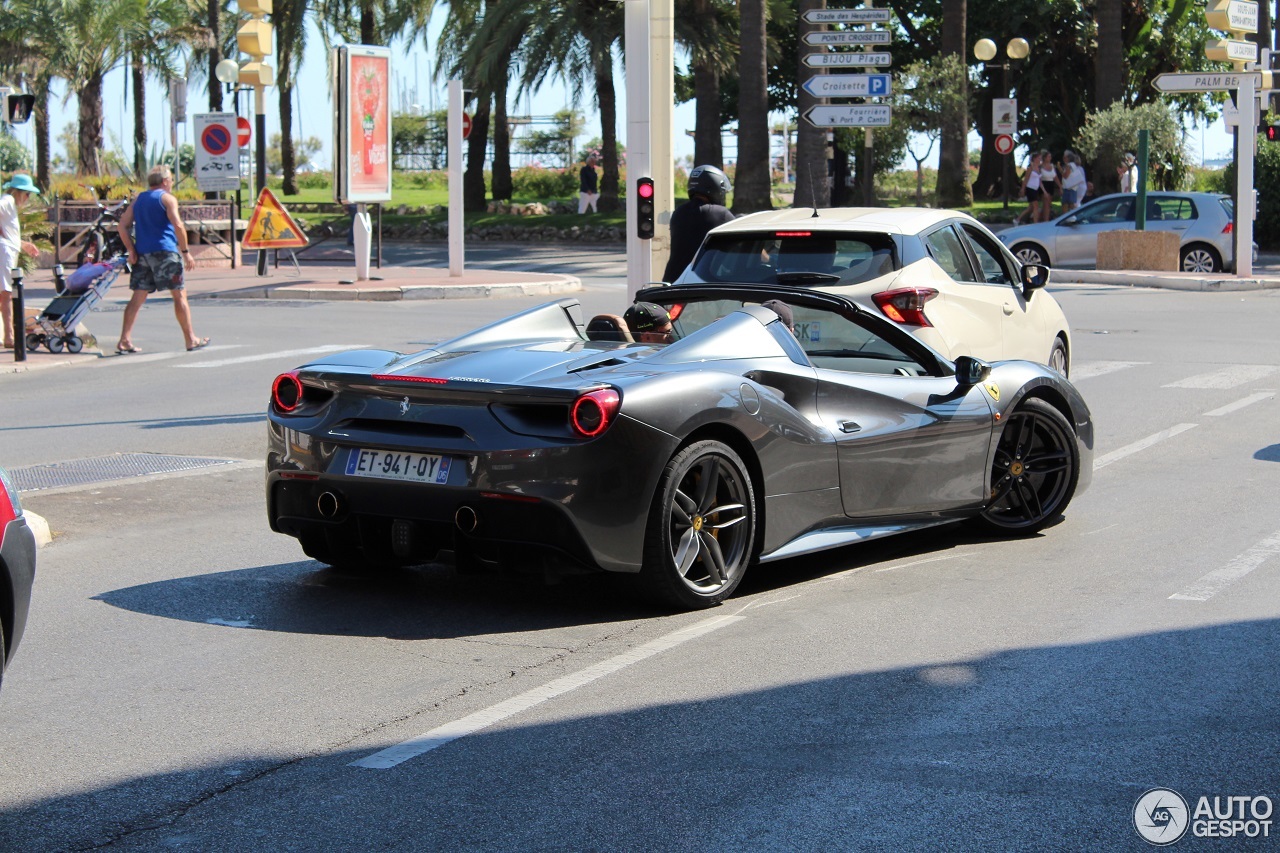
[687,164,732,205]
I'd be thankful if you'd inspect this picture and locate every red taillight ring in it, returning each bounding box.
[571,388,621,438]
[273,371,304,412]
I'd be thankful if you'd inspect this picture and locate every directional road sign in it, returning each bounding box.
[802,9,891,23]
[1206,0,1259,33]
[801,74,892,98]
[804,104,892,128]
[803,52,892,68]
[804,30,892,46]
[1152,71,1262,92]
[1204,38,1258,62]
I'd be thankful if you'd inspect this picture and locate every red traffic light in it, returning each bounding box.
[637,181,654,199]
[1266,124,1280,142]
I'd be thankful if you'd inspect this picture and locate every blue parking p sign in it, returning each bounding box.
[867,75,890,96]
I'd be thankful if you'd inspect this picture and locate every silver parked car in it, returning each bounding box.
[998,191,1255,273]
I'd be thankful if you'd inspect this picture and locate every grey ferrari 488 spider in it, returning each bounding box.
[267,284,1093,610]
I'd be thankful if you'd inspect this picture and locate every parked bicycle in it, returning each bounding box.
[62,192,130,268]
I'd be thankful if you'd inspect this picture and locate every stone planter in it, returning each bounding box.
[1096,231,1180,271]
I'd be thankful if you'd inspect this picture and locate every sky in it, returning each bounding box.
[5,8,1238,180]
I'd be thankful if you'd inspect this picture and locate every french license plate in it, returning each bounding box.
[345,448,452,484]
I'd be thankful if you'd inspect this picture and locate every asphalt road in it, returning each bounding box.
[0,266,1278,850]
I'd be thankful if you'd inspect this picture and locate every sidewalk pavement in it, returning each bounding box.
[2,254,583,373]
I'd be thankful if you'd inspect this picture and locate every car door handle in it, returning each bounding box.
[1003,303,1014,315]
[838,420,861,433]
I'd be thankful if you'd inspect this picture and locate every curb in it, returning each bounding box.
[1051,269,1280,292]
[191,275,584,302]
[24,511,51,547]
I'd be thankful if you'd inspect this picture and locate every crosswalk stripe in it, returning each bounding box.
[1093,423,1198,470]
[1204,391,1274,417]
[1164,364,1278,389]
[174,344,361,369]
[1169,528,1280,602]
[1070,360,1148,381]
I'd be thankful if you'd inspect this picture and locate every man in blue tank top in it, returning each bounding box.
[114,165,209,354]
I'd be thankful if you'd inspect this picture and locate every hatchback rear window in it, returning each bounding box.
[691,232,898,286]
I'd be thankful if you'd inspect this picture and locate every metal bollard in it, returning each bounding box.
[11,266,25,362]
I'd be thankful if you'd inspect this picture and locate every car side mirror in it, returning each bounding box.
[1021,263,1049,297]
[954,355,992,386]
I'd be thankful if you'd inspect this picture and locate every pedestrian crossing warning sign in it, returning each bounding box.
[242,187,309,250]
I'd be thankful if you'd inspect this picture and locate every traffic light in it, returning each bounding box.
[636,177,655,239]
[1265,124,1280,142]
[236,0,274,87]
[5,93,34,124]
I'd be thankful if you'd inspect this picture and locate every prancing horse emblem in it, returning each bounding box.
[400,396,410,416]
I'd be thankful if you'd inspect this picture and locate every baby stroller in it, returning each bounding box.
[25,255,130,354]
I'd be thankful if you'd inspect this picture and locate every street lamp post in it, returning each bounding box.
[215,59,243,269]
[974,37,1029,209]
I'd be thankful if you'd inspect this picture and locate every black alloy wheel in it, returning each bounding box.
[976,398,1079,534]
[641,440,756,609]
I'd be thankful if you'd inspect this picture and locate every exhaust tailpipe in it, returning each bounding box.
[455,505,478,534]
[317,491,341,519]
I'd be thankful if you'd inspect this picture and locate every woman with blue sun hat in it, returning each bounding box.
[1,173,42,350]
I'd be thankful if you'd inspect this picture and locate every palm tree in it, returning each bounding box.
[466,0,625,212]
[734,0,771,212]
[677,0,737,169]
[126,0,213,179]
[1095,0,1124,110]
[273,0,308,193]
[0,2,56,187]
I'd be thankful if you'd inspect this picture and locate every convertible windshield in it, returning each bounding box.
[689,231,898,286]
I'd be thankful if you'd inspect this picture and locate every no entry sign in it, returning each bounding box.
[237,116,252,147]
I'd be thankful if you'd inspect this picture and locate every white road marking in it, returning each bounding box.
[97,344,244,365]
[1203,391,1274,417]
[874,554,964,573]
[1093,424,1198,470]
[350,613,746,770]
[1169,529,1280,602]
[1164,364,1278,389]
[175,344,360,368]
[1069,361,1149,381]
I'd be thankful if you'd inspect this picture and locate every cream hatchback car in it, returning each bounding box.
[670,207,1072,376]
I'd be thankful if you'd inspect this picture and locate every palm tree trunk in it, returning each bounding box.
[207,0,222,111]
[936,0,971,207]
[690,0,722,168]
[1095,0,1124,110]
[77,72,105,176]
[35,89,50,189]
[795,0,828,209]
[596,55,621,213]
[692,58,722,168]
[280,82,297,194]
[132,52,147,179]
[464,91,490,211]
[361,0,377,44]
[492,71,512,200]
[734,0,771,212]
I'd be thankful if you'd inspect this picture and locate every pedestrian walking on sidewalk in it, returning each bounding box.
[115,165,209,355]
[1,174,42,351]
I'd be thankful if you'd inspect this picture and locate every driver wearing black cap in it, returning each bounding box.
[623,301,675,344]
[661,164,736,283]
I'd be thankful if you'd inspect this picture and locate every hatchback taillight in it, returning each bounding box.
[872,287,938,326]
[570,388,621,437]
[1223,222,1234,234]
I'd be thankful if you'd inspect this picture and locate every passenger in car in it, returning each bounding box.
[624,302,676,344]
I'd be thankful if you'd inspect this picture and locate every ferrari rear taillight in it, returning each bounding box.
[570,388,621,438]
[873,287,938,326]
[272,371,304,412]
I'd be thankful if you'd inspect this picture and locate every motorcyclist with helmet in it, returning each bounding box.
[661,164,735,282]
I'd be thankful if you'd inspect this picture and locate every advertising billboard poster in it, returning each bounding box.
[335,45,392,204]
[992,98,1018,135]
